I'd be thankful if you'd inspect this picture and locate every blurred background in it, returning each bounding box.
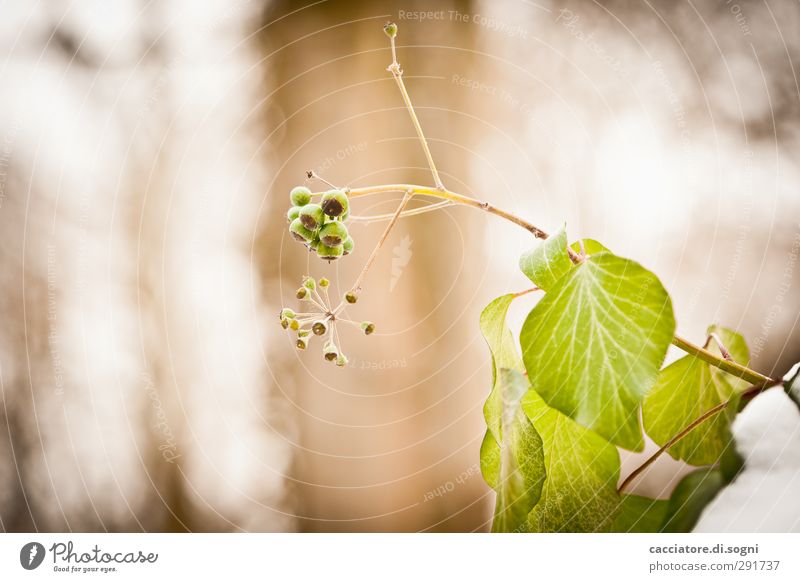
[0,0,798,532]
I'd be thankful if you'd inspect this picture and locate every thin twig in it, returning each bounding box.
[512,287,540,298]
[303,295,327,312]
[336,183,550,238]
[707,332,733,361]
[330,183,579,262]
[386,31,445,191]
[334,190,414,313]
[306,169,340,191]
[349,200,453,222]
[617,381,776,493]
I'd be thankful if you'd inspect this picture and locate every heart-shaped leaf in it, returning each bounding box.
[520,252,676,450]
[642,326,749,465]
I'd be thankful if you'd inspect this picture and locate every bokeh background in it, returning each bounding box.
[1,0,798,532]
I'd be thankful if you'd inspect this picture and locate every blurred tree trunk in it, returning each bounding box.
[260,0,494,531]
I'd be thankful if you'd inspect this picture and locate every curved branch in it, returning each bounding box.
[617,381,777,493]
[315,183,551,239]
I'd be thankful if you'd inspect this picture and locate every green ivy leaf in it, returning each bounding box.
[611,495,669,533]
[661,468,725,532]
[783,362,800,411]
[519,225,572,291]
[570,238,610,257]
[642,326,749,466]
[480,294,523,441]
[523,390,621,532]
[520,252,676,450]
[490,369,546,533]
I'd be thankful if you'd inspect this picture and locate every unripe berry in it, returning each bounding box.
[345,292,358,304]
[317,243,344,261]
[319,221,348,247]
[280,308,296,319]
[319,277,330,287]
[289,319,300,331]
[342,236,355,255]
[323,340,338,362]
[336,354,348,368]
[296,338,308,350]
[289,218,315,243]
[290,186,312,206]
[298,329,311,338]
[321,190,349,218]
[312,320,328,336]
[360,321,375,335]
[296,287,308,300]
[299,204,324,230]
[280,318,289,329]
[308,237,320,251]
[303,277,316,290]
[384,22,398,38]
[287,206,301,222]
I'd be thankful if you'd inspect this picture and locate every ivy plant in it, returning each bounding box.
[277,23,789,532]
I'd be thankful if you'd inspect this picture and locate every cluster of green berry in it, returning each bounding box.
[279,276,374,367]
[287,186,354,261]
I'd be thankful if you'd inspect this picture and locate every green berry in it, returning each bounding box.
[287,206,301,222]
[290,186,312,206]
[336,354,348,368]
[342,236,354,255]
[312,320,328,336]
[323,340,338,362]
[319,222,348,247]
[317,243,344,261]
[280,308,296,319]
[289,319,300,331]
[360,321,375,335]
[289,218,315,243]
[321,190,349,218]
[299,203,324,230]
[280,318,289,329]
[384,22,397,38]
[296,338,308,350]
[303,277,316,291]
[296,287,307,300]
[345,292,358,304]
[298,329,311,338]
[308,237,320,251]
[319,277,330,288]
